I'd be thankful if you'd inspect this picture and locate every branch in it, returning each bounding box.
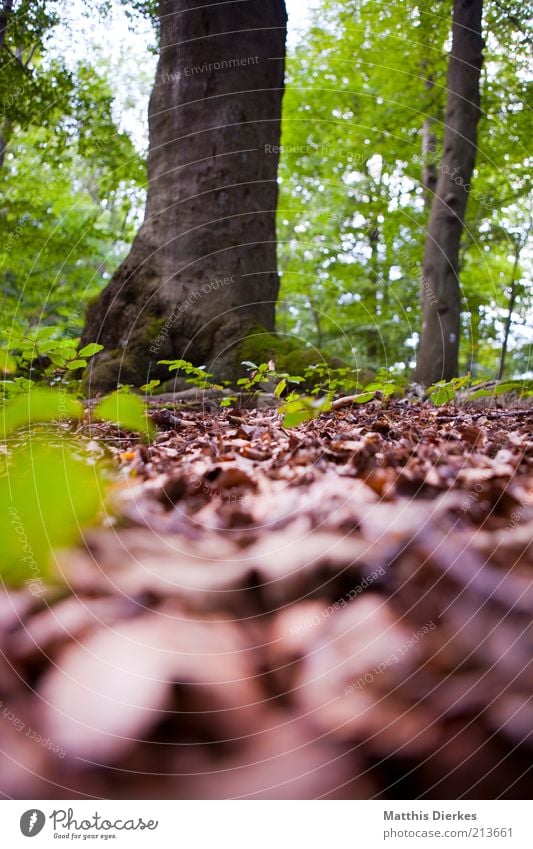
[493,0,533,44]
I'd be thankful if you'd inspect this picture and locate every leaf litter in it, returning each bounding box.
[0,399,532,798]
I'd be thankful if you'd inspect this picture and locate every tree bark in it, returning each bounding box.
[497,279,517,381]
[366,223,380,363]
[0,0,13,54]
[421,76,438,212]
[413,0,484,386]
[82,0,287,392]
[0,0,13,167]
[497,225,529,381]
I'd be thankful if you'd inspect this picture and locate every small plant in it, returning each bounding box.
[427,375,472,406]
[93,390,154,439]
[468,379,533,401]
[0,326,103,390]
[219,395,239,408]
[157,359,222,390]
[238,360,304,395]
[140,378,161,396]
[304,363,361,396]
[279,394,332,428]
[427,375,533,406]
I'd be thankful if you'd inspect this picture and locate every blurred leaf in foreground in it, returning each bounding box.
[94,391,154,438]
[0,442,108,588]
[0,389,84,439]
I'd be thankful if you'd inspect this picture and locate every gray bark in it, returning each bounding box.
[82,0,287,392]
[414,0,484,386]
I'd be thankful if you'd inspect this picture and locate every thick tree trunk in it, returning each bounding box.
[413,0,484,386]
[82,0,287,392]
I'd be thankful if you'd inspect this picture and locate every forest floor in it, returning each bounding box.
[1,398,532,799]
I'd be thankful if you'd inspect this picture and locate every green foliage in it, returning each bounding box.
[304,363,361,395]
[0,388,83,438]
[157,359,219,390]
[427,377,471,407]
[219,395,239,408]
[140,378,161,395]
[0,440,107,587]
[280,394,332,428]
[237,360,303,394]
[1,0,531,393]
[427,376,533,406]
[94,390,154,438]
[277,0,531,377]
[0,55,145,331]
[0,325,103,397]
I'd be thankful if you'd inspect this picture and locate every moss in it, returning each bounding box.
[239,327,343,380]
[140,316,167,347]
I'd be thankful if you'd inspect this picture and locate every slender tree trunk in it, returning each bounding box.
[0,120,7,169]
[366,224,380,362]
[310,302,323,348]
[421,75,438,211]
[82,0,287,392]
[413,0,484,386]
[465,301,480,377]
[497,268,519,381]
[498,226,529,380]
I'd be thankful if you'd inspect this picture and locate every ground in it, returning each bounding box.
[0,398,532,799]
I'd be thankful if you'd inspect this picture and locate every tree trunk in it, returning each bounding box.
[0,0,13,167]
[420,67,438,212]
[366,223,380,363]
[82,0,287,392]
[497,226,529,381]
[0,0,13,54]
[413,0,484,386]
[497,280,516,381]
[465,300,481,377]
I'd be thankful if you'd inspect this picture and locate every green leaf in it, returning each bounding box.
[220,395,238,408]
[275,378,287,398]
[282,408,312,428]
[0,350,17,374]
[1,389,84,439]
[140,379,161,393]
[94,391,154,438]
[494,382,518,395]
[33,326,57,341]
[281,395,331,427]
[468,389,492,399]
[0,442,107,587]
[78,342,104,358]
[158,359,191,371]
[66,359,87,370]
[430,386,455,406]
